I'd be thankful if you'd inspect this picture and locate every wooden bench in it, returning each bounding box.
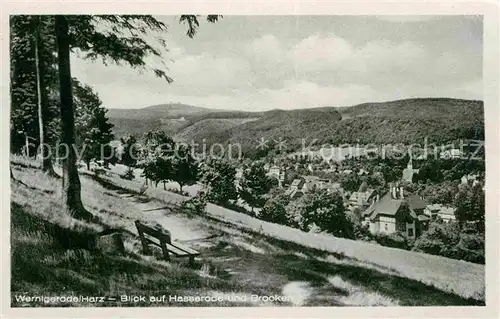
[134,220,199,266]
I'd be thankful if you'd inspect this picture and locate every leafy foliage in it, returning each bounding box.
[169,143,198,192]
[238,161,274,212]
[289,188,354,239]
[259,194,291,225]
[453,183,485,232]
[73,79,115,168]
[199,157,238,205]
[412,221,484,264]
[118,134,139,168]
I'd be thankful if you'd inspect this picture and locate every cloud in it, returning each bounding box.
[289,35,429,77]
[289,34,352,70]
[71,17,482,111]
[168,53,253,92]
[245,34,285,63]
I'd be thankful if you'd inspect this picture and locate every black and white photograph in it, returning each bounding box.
[2,1,499,316]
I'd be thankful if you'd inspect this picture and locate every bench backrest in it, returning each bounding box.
[135,220,171,244]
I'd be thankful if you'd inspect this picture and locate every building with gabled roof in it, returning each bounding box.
[362,185,430,239]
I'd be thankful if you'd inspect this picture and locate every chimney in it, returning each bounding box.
[392,186,397,199]
[400,187,404,199]
[376,194,380,202]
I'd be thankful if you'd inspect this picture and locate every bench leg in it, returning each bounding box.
[160,242,170,261]
[139,237,151,255]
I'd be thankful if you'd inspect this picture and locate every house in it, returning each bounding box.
[286,178,306,199]
[341,169,353,175]
[349,188,376,210]
[440,149,462,159]
[362,186,430,239]
[402,158,419,183]
[267,165,282,186]
[424,204,456,222]
[461,174,479,186]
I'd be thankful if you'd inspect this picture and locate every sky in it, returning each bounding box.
[71,15,483,111]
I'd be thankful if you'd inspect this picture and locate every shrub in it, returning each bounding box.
[120,167,135,180]
[374,232,409,250]
[180,192,207,217]
[259,194,291,226]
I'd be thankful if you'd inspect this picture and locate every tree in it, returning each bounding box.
[52,15,220,220]
[169,144,198,192]
[138,130,175,187]
[339,173,362,192]
[454,183,485,232]
[34,16,58,175]
[298,189,353,238]
[238,161,273,213]
[199,157,238,205]
[414,160,443,184]
[73,80,114,170]
[119,134,139,168]
[260,194,291,225]
[10,15,59,162]
[420,180,459,206]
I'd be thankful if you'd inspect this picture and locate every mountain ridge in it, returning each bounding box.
[107,98,484,153]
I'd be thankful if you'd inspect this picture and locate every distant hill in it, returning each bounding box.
[107,103,224,120]
[107,103,227,138]
[108,98,484,154]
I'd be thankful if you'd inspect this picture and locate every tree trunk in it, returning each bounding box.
[86,161,90,171]
[179,183,183,193]
[55,16,92,221]
[163,181,166,190]
[35,16,56,176]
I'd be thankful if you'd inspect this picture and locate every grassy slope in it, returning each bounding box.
[95,168,485,302]
[10,164,255,307]
[10,159,485,307]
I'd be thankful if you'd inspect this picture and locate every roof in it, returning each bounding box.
[418,215,431,222]
[288,188,304,199]
[426,204,442,211]
[303,175,320,182]
[438,207,456,216]
[349,189,375,202]
[408,194,428,210]
[291,179,302,186]
[364,192,427,220]
[364,192,403,219]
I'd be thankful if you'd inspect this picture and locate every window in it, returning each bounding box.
[408,228,414,237]
[384,223,388,231]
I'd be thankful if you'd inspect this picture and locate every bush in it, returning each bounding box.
[221,202,253,216]
[259,195,291,226]
[412,221,484,264]
[374,231,409,250]
[120,167,135,180]
[353,223,372,241]
[180,192,207,217]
